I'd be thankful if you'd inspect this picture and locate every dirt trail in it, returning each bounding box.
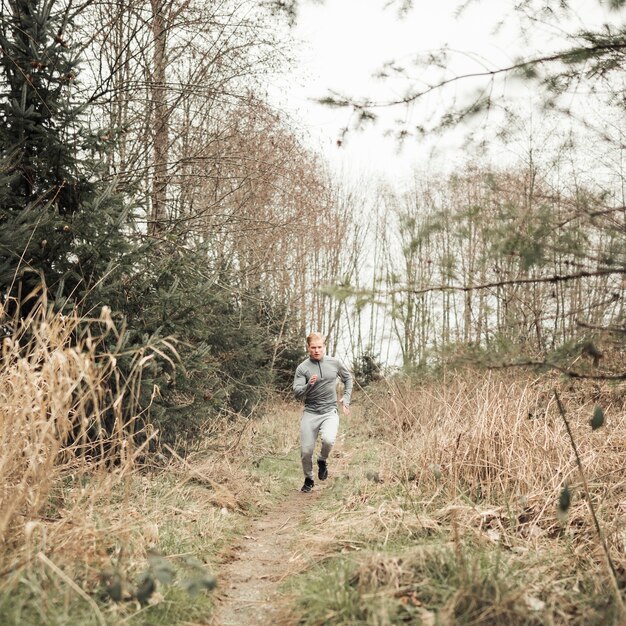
[210,486,320,626]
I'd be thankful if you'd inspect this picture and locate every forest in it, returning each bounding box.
[0,0,624,624]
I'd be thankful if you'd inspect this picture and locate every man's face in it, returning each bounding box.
[308,339,325,361]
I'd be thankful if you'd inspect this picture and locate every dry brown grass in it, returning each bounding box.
[284,369,626,625]
[365,371,626,591]
[360,370,625,525]
[1,308,122,530]
[3,297,624,624]
[0,300,166,587]
[167,402,300,512]
[0,297,299,622]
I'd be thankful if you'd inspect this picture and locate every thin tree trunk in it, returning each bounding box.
[149,0,169,236]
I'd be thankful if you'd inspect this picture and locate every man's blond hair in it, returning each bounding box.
[306,331,325,346]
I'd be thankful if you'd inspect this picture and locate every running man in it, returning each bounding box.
[293,332,353,492]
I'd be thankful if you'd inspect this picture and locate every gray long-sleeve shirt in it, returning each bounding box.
[293,355,353,415]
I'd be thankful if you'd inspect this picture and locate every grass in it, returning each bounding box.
[0,402,302,625]
[0,302,301,625]
[279,369,626,625]
[2,303,624,624]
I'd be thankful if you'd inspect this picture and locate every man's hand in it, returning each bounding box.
[309,374,318,386]
[342,403,350,416]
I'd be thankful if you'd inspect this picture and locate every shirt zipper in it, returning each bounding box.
[317,361,323,379]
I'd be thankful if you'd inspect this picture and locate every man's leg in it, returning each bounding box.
[318,410,339,480]
[300,411,319,481]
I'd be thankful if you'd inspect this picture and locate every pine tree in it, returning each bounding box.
[0,0,130,316]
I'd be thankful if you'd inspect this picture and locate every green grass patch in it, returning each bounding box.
[286,537,621,626]
[0,465,242,625]
[0,570,216,626]
[251,449,302,488]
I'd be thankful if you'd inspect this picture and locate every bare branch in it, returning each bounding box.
[396,267,626,296]
[576,320,626,334]
[488,360,626,380]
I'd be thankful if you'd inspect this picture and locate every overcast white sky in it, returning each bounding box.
[265,0,626,362]
[272,0,622,184]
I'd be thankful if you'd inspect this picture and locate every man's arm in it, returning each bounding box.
[338,360,353,414]
[293,364,311,400]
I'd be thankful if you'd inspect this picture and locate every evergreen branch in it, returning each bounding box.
[324,39,626,110]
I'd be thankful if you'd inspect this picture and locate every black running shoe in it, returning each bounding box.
[317,459,328,481]
[301,477,314,493]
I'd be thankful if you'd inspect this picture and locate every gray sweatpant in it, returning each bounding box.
[300,409,339,479]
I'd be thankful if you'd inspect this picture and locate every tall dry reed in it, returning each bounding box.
[360,370,625,500]
[0,300,163,581]
[357,370,626,573]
